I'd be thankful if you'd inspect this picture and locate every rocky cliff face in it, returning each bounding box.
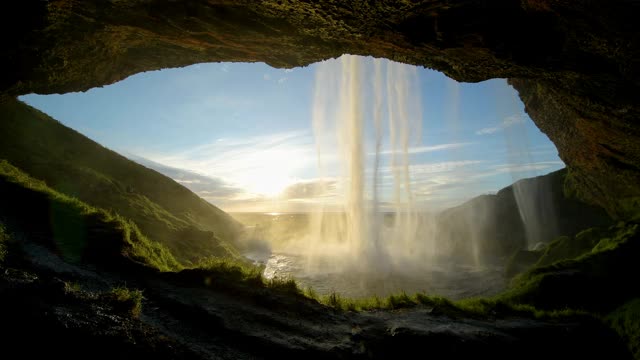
[2,0,638,217]
[436,169,611,265]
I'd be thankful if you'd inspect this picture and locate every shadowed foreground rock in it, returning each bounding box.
[0,240,631,360]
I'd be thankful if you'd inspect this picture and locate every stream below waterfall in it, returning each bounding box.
[245,251,505,299]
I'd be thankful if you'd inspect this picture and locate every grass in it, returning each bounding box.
[297,287,590,322]
[0,99,242,264]
[178,256,304,297]
[108,286,144,318]
[0,159,182,272]
[193,257,264,286]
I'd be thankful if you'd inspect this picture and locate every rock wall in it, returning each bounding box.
[2,0,638,217]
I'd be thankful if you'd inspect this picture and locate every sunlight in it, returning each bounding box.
[234,149,299,198]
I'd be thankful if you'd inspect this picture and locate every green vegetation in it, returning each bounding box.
[501,222,639,312]
[504,249,543,279]
[0,159,181,271]
[535,227,610,267]
[179,257,303,297]
[0,221,8,263]
[0,98,636,357]
[0,99,242,264]
[297,287,586,322]
[108,286,144,318]
[607,299,640,359]
[505,226,615,280]
[63,281,82,294]
[194,257,264,286]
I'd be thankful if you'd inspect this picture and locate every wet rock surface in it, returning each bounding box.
[0,237,630,359]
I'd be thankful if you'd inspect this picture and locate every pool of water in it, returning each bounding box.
[246,251,506,300]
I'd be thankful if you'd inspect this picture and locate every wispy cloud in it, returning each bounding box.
[476,114,526,135]
[284,69,294,73]
[375,142,472,156]
[381,160,484,175]
[263,73,271,81]
[280,179,337,200]
[133,134,562,213]
[125,154,244,201]
[489,161,564,174]
[277,77,288,84]
[141,130,317,200]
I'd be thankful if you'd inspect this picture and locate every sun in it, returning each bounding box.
[235,149,300,198]
[246,172,293,197]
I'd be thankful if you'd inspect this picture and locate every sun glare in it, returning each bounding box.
[245,172,293,197]
[234,149,299,198]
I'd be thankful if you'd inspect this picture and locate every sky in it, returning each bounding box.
[20,56,564,212]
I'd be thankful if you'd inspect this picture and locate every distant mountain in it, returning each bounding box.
[0,99,242,264]
[435,168,612,265]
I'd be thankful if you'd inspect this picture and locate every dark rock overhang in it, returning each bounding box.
[2,0,639,218]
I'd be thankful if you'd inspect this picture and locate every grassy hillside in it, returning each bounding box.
[0,99,242,264]
[0,159,181,271]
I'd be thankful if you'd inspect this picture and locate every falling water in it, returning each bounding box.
[496,83,558,250]
[305,55,424,276]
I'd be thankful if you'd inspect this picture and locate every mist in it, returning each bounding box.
[232,56,591,299]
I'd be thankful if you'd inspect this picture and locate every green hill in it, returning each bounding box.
[0,99,242,264]
[0,159,181,271]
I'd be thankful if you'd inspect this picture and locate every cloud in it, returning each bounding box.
[140,130,317,200]
[375,142,472,156]
[381,160,484,175]
[263,73,271,81]
[277,77,288,84]
[284,69,294,73]
[476,114,527,135]
[476,126,501,135]
[489,161,564,174]
[281,179,337,200]
[125,154,244,200]
[221,64,230,73]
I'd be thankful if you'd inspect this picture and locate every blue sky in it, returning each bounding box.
[20,56,564,212]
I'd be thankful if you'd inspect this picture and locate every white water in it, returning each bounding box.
[304,55,430,277]
[236,56,563,298]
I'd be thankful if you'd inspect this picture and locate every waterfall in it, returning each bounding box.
[305,55,423,275]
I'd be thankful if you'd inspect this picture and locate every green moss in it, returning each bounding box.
[109,286,144,318]
[0,221,8,263]
[535,227,608,267]
[607,299,640,360]
[500,222,640,312]
[615,196,640,222]
[505,249,544,279]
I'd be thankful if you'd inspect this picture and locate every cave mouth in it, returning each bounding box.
[20,55,567,298]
